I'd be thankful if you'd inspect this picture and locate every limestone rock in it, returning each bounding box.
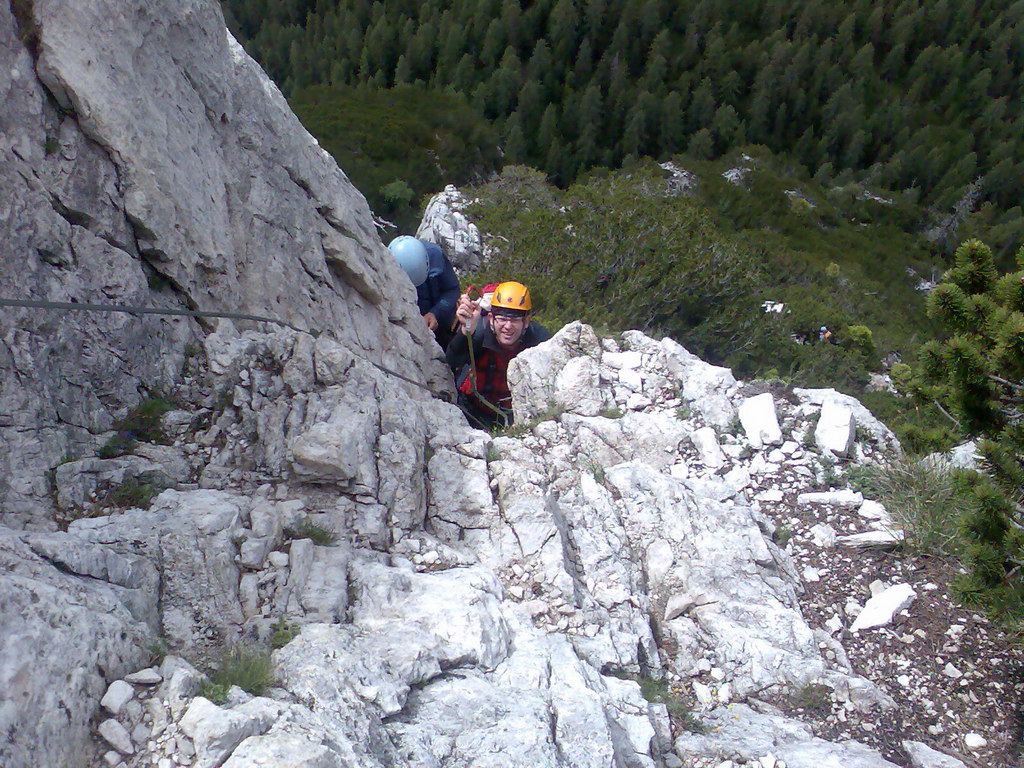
[416,185,484,272]
[902,741,968,768]
[850,584,917,632]
[675,704,899,767]
[739,393,783,448]
[100,680,135,715]
[815,400,856,457]
[0,529,155,768]
[70,490,246,654]
[98,719,134,755]
[509,321,607,421]
[180,697,266,768]
[0,0,449,529]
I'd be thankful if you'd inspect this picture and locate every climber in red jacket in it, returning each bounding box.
[446,281,551,430]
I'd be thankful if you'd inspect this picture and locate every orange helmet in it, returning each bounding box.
[491,281,532,312]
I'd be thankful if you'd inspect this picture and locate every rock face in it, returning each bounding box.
[416,184,485,272]
[0,0,446,529]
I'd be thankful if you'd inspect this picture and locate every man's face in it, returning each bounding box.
[489,312,529,350]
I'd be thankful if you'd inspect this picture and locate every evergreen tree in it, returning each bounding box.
[918,240,1024,617]
[688,128,714,159]
[659,91,684,154]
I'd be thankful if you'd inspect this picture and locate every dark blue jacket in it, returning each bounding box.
[418,242,460,328]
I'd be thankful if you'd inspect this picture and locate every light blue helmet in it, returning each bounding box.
[388,236,428,287]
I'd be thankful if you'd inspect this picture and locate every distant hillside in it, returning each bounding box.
[289,84,500,232]
[223,0,1024,255]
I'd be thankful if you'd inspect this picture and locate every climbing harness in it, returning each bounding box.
[0,296,439,394]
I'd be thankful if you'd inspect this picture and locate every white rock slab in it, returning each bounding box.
[739,393,783,448]
[964,734,987,749]
[902,740,969,768]
[850,584,917,632]
[858,500,887,520]
[838,530,904,549]
[180,697,264,768]
[796,489,863,507]
[815,399,857,457]
[691,427,726,468]
[100,680,135,715]
[98,719,134,754]
[809,523,837,548]
[124,668,163,685]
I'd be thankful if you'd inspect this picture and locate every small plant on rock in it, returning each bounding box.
[97,396,174,458]
[611,672,706,734]
[772,524,792,548]
[581,455,606,484]
[101,472,168,510]
[788,682,832,715]
[600,405,624,419]
[283,517,337,546]
[199,646,276,704]
[855,455,969,556]
[269,618,300,650]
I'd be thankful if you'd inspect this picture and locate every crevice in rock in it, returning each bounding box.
[49,195,93,229]
[10,0,40,59]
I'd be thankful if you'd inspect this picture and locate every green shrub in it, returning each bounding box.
[283,518,337,546]
[615,672,706,734]
[788,683,832,715]
[101,473,168,510]
[98,432,137,459]
[269,618,300,650]
[841,324,876,362]
[200,646,275,704]
[853,455,970,556]
[99,396,174,458]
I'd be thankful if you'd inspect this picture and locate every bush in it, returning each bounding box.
[841,324,876,362]
[851,455,972,556]
[101,472,168,510]
[270,618,300,650]
[283,518,337,546]
[200,646,276,704]
[98,396,174,457]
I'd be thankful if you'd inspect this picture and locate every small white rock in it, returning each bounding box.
[99,719,134,755]
[101,680,135,716]
[125,668,163,685]
[267,551,289,568]
[964,733,987,749]
[943,663,963,679]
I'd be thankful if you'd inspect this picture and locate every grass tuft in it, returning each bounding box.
[199,646,275,704]
[283,518,337,546]
[850,454,970,555]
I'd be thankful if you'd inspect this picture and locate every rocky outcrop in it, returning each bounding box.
[416,184,484,272]
[0,0,446,529]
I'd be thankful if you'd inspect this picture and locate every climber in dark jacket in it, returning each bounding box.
[446,281,551,430]
[388,236,460,348]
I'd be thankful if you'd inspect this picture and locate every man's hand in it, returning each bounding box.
[424,311,438,331]
[455,293,481,335]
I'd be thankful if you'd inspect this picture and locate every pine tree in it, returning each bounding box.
[917,240,1024,617]
[504,113,528,164]
[687,128,713,159]
[659,90,684,154]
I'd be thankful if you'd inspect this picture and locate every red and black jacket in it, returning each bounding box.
[446,321,551,414]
